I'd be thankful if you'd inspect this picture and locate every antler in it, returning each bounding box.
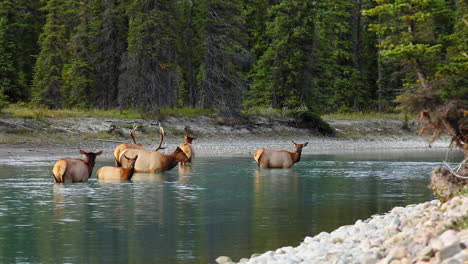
[184,126,190,137]
[155,122,166,151]
[130,124,138,144]
[291,140,296,145]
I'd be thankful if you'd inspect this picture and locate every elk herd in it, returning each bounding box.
[52,124,308,183]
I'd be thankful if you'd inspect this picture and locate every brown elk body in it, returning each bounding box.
[253,142,308,169]
[52,150,103,183]
[113,143,144,166]
[179,135,196,165]
[113,124,165,166]
[97,155,138,181]
[119,147,189,173]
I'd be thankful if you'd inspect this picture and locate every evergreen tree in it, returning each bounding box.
[0,16,15,104]
[93,0,129,109]
[0,0,44,102]
[247,1,317,109]
[364,0,455,112]
[195,0,251,112]
[32,0,73,108]
[118,0,178,111]
[174,0,205,108]
[61,0,100,108]
[437,0,468,107]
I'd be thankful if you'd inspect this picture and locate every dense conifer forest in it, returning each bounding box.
[0,0,466,115]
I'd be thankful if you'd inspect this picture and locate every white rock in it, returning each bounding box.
[216,256,232,264]
[439,230,459,246]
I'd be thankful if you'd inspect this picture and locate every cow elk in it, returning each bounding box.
[52,150,103,183]
[179,128,197,165]
[113,124,165,166]
[119,126,189,173]
[253,141,308,168]
[97,155,138,181]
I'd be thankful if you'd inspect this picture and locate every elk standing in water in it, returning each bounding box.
[179,128,196,165]
[119,127,189,173]
[113,124,165,166]
[253,141,308,168]
[97,155,138,181]
[52,150,103,183]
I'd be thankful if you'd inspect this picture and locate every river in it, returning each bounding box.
[0,149,462,263]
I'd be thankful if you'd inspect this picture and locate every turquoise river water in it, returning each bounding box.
[0,149,462,263]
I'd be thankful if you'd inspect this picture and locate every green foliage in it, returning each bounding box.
[160,107,215,117]
[0,89,9,112]
[247,1,318,109]
[285,107,335,136]
[4,104,142,119]
[322,112,401,120]
[32,0,72,108]
[2,0,463,116]
[364,0,462,113]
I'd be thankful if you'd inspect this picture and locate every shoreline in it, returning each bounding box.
[0,135,461,163]
[1,136,466,264]
[217,195,467,264]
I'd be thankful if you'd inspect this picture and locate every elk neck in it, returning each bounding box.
[123,165,136,180]
[292,149,303,163]
[83,157,96,178]
[165,153,180,171]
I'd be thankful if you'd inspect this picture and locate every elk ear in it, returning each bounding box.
[134,155,138,160]
[95,151,103,156]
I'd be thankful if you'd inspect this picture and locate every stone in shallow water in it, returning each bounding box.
[216,256,232,264]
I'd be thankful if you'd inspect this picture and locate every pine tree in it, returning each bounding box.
[0,16,15,104]
[118,0,178,111]
[93,0,129,109]
[61,0,100,108]
[0,0,44,103]
[363,0,454,112]
[195,0,251,112]
[32,0,73,108]
[247,1,317,109]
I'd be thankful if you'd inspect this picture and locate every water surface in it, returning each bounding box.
[0,149,462,263]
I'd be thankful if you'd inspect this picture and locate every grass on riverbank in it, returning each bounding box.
[322,112,402,120]
[1,104,216,119]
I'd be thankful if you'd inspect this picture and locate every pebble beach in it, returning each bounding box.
[216,195,467,264]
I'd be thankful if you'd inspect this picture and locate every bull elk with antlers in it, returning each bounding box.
[52,150,103,183]
[118,125,189,173]
[254,141,308,168]
[113,124,165,166]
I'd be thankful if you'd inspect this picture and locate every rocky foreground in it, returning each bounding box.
[217,195,467,264]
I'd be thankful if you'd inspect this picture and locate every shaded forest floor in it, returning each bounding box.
[0,114,457,161]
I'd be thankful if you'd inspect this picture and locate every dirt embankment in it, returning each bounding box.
[0,114,452,160]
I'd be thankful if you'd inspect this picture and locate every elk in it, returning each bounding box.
[179,128,197,165]
[253,141,308,168]
[97,155,138,181]
[118,126,189,173]
[113,124,165,166]
[52,150,103,183]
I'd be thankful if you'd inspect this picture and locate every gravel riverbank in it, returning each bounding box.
[216,195,467,264]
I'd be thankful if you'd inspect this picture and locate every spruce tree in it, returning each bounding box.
[32,0,72,108]
[118,0,178,111]
[195,0,251,112]
[247,1,317,109]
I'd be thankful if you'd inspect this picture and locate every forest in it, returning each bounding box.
[0,0,466,116]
